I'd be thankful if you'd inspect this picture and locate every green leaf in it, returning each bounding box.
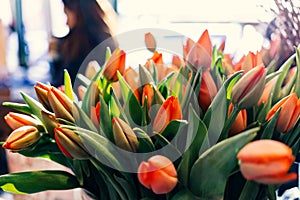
[238,180,261,200]
[273,53,295,102]
[260,110,280,139]
[99,95,113,141]
[294,47,300,97]
[189,127,258,198]
[2,102,31,114]
[0,170,79,194]
[134,128,155,153]
[177,105,208,186]
[73,102,98,133]
[114,174,137,200]
[154,133,182,160]
[64,69,74,101]
[172,189,201,200]
[161,120,188,141]
[20,92,47,121]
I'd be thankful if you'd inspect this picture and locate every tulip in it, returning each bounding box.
[145,32,157,52]
[48,86,75,123]
[153,96,182,133]
[103,48,126,82]
[228,103,247,136]
[186,30,212,70]
[183,37,195,60]
[112,117,138,152]
[54,127,90,159]
[5,112,42,130]
[2,126,41,151]
[237,140,297,184]
[231,65,266,109]
[236,51,263,73]
[258,78,277,106]
[171,55,184,69]
[142,84,154,109]
[90,102,100,129]
[41,110,58,136]
[124,67,140,101]
[266,93,300,133]
[198,71,218,112]
[85,60,100,80]
[137,155,178,194]
[34,81,52,110]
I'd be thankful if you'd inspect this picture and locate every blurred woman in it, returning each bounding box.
[50,0,118,87]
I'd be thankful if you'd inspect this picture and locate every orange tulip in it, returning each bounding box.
[186,30,212,70]
[137,155,178,194]
[237,140,297,184]
[48,86,74,123]
[5,112,42,130]
[231,65,266,109]
[145,32,157,52]
[228,103,247,136]
[198,71,217,112]
[103,48,126,82]
[171,55,184,69]
[183,37,195,60]
[2,126,41,151]
[153,96,182,133]
[54,126,90,159]
[258,78,277,106]
[142,84,154,109]
[236,51,264,73]
[266,93,300,133]
[124,67,140,101]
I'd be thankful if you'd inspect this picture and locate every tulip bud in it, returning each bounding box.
[198,71,217,112]
[2,126,41,151]
[112,117,138,152]
[186,30,212,70]
[124,67,140,101]
[142,84,154,109]
[153,96,182,133]
[34,81,52,110]
[241,51,263,73]
[266,93,300,133]
[231,65,266,109]
[145,32,157,52]
[183,37,195,60]
[90,102,100,129]
[103,48,126,82]
[237,140,297,184]
[228,103,247,136]
[85,60,100,80]
[137,155,178,194]
[5,112,42,130]
[54,127,90,159]
[48,86,75,122]
[257,78,277,106]
[41,110,59,136]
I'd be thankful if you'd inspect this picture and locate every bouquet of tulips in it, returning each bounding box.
[0,29,300,200]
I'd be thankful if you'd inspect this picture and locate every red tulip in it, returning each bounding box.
[228,103,247,136]
[231,65,266,109]
[186,30,212,70]
[153,96,182,133]
[103,48,126,82]
[237,140,297,184]
[5,112,41,130]
[90,102,100,129]
[266,93,300,133]
[142,84,154,109]
[137,155,178,194]
[198,71,217,112]
[2,126,41,151]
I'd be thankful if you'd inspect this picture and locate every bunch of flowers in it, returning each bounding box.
[0,29,300,199]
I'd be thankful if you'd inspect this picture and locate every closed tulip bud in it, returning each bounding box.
[198,71,217,112]
[41,110,58,136]
[85,60,100,80]
[90,102,100,129]
[5,112,42,130]
[54,127,90,159]
[34,81,52,110]
[145,32,157,52]
[228,103,247,136]
[258,78,277,106]
[186,30,212,70]
[142,84,154,109]
[237,140,297,184]
[266,93,300,133]
[241,51,263,73]
[112,117,138,152]
[103,48,126,82]
[153,96,182,133]
[183,37,195,60]
[137,155,178,194]
[231,65,266,109]
[2,126,41,151]
[171,55,184,69]
[48,86,74,122]
[124,67,140,101]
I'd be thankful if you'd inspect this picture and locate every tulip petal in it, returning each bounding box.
[254,173,297,185]
[150,170,178,194]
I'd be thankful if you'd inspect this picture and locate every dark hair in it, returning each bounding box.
[61,0,115,63]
